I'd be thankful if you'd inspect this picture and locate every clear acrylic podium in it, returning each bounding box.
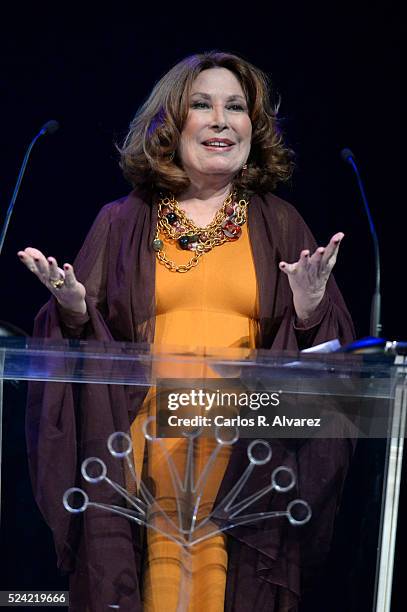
[0,337,406,611]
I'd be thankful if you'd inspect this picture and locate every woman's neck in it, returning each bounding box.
[177,181,233,227]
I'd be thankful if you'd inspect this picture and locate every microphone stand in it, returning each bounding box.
[0,120,59,337]
[341,148,382,337]
[0,120,59,257]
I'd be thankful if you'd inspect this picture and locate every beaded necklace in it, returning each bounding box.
[153,192,249,273]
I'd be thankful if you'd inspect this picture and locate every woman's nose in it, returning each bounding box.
[210,105,228,130]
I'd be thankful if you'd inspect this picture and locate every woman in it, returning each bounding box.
[19,52,354,611]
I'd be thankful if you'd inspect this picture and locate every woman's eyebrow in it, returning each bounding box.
[190,92,246,102]
[190,92,211,99]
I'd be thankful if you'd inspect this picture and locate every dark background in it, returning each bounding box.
[0,0,405,609]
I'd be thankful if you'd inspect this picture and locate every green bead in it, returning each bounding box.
[153,239,163,252]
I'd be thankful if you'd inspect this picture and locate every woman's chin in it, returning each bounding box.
[196,164,239,177]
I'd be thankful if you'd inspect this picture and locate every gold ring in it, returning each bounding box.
[50,277,65,289]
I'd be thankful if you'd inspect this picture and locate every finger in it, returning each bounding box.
[47,257,63,282]
[19,247,50,277]
[17,250,35,270]
[62,263,77,288]
[24,247,48,265]
[309,246,325,266]
[17,250,43,275]
[280,249,312,275]
[279,261,298,275]
[321,232,344,266]
[298,249,310,268]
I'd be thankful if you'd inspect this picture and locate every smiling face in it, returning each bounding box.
[178,68,252,185]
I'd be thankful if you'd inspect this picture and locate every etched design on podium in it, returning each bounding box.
[63,417,311,547]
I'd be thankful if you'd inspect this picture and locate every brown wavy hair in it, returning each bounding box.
[119,51,294,196]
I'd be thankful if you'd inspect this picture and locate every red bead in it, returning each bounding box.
[222,219,242,239]
[225,204,235,216]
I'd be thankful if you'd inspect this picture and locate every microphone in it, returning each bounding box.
[39,119,60,136]
[341,148,382,337]
[0,120,60,256]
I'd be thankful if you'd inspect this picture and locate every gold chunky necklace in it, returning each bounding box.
[153,192,249,273]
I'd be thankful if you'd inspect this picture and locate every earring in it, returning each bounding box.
[241,163,248,176]
[168,151,175,161]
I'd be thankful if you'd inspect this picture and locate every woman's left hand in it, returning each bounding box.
[279,232,344,323]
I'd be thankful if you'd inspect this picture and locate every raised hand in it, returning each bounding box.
[17,247,87,314]
[279,232,344,322]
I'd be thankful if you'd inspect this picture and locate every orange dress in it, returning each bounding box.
[131,221,259,611]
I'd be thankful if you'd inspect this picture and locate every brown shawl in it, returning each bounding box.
[27,190,355,611]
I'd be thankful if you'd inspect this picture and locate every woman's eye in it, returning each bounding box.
[191,101,210,109]
[190,101,246,111]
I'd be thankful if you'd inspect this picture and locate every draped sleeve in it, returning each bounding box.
[218,193,356,611]
[26,192,157,611]
[248,193,355,351]
[27,202,115,567]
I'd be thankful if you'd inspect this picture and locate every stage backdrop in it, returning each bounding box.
[0,1,405,609]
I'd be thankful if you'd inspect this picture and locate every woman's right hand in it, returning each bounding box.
[17,247,87,314]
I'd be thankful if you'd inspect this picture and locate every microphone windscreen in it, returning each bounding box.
[40,120,60,135]
[340,148,354,163]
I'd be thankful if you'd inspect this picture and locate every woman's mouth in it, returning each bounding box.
[202,139,235,151]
